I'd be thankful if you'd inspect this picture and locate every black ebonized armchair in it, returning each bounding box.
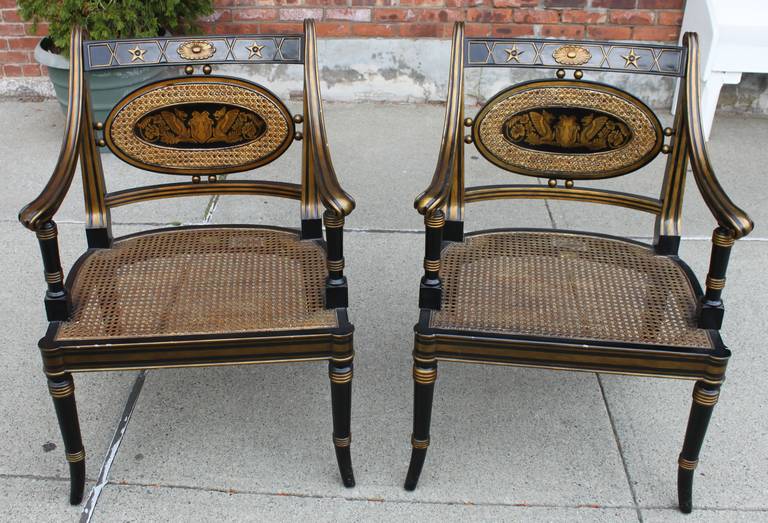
[405,22,753,514]
[19,19,356,504]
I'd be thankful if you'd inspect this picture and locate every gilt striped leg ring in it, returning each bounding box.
[333,435,351,448]
[48,381,75,399]
[66,449,86,463]
[678,456,698,471]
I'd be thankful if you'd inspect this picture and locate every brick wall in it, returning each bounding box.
[0,0,683,78]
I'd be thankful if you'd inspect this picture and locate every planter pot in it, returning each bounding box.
[35,37,169,124]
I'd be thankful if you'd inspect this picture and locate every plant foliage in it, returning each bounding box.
[18,0,214,55]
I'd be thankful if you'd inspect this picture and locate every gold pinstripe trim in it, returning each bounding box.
[425,211,446,228]
[705,276,725,290]
[105,181,301,208]
[693,386,719,407]
[45,271,64,284]
[423,259,441,272]
[411,435,430,449]
[327,258,345,272]
[413,366,437,384]
[333,435,351,447]
[678,456,698,470]
[330,369,353,384]
[323,212,344,228]
[36,226,58,241]
[464,185,662,214]
[712,230,735,248]
[48,381,75,398]
[66,449,86,463]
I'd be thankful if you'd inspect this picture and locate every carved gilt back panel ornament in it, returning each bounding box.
[105,77,294,175]
[472,80,663,179]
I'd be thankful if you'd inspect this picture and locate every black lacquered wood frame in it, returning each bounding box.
[18,20,357,504]
[407,22,753,514]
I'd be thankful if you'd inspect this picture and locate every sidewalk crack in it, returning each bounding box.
[597,374,643,523]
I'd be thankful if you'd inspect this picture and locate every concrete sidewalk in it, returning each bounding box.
[1,100,767,522]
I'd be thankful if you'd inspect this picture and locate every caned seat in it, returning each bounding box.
[430,230,713,350]
[56,227,337,344]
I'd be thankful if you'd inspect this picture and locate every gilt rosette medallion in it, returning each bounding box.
[104,77,293,174]
[473,80,663,179]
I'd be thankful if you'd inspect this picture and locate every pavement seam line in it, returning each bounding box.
[79,371,147,523]
[3,474,766,513]
[91,479,768,513]
[597,373,644,523]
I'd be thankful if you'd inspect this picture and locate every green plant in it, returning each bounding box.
[18,0,214,55]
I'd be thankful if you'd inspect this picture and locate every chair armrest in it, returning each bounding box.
[414,22,464,216]
[303,20,355,218]
[19,27,84,232]
[683,32,753,240]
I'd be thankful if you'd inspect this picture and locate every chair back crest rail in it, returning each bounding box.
[20,20,353,246]
[415,23,751,244]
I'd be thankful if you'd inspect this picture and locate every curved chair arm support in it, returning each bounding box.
[683,32,753,240]
[19,27,84,231]
[414,22,464,216]
[303,19,355,218]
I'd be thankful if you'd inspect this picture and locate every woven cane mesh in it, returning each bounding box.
[430,232,712,349]
[56,228,336,341]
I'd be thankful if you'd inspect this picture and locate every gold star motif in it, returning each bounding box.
[246,42,265,59]
[504,44,524,63]
[128,46,147,62]
[621,48,641,69]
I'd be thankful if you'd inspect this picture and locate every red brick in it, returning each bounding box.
[398,0,445,6]
[351,22,398,36]
[211,22,261,34]
[609,9,654,25]
[588,25,632,40]
[543,0,586,7]
[591,0,636,7]
[561,10,607,24]
[657,10,683,26]
[418,9,465,22]
[316,21,352,36]
[325,8,372,22]
[1,9,23,23]
[492,0,537,5]
[446,0,485,6]
[21,63,42,76]
[465,23,492,37]
[540,24,585,38]
[303,0,348,4]
[0,23,24,36]
[278,8,323,20]
[3,63,21,76]
[467,8,513,23]
[8,36,38,50]
[0,50,30,63]
[491,23,534,37]
[259,22,304,32]
[638,0,683,7]
[513,9,559,24]
[232,8,277,21]
[633,25,679,41]
[0,0,18,8]
[399,22,451,37]
[351,0,393,6]
[373,8,417,22]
